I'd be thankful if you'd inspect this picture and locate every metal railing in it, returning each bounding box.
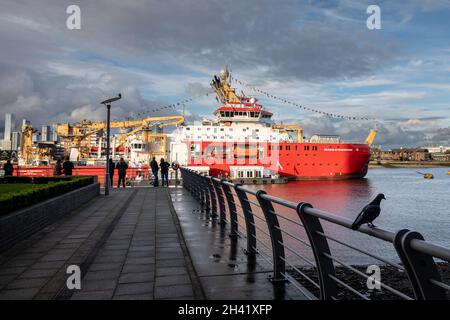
[180,168,450,300]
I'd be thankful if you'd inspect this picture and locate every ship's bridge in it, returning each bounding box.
[213,99,273,126]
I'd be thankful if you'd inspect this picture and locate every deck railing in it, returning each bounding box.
[180,167,450,300]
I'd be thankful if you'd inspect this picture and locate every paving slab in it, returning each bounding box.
[0,187,200,300]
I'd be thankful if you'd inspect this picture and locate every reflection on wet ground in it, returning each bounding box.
[169,187,307,300]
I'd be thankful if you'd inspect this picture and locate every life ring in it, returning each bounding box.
[171,161,180,170]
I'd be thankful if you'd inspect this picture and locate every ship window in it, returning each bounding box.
[186,127,190,131]
[207,128,210,131]
[220,128,224,131]
[220,111,225,116]
[312,146,318,151]
[246,171,253,178]
[250,112,255,117]
[278,145,282,150]
[304,146,309,151]
[286,146,291,151]
[255,171,261,178]
[269,145,273,151]
[295,146,298,151]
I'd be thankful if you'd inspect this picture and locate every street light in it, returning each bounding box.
[101,93,122,196]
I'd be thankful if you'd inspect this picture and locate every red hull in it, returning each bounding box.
[186,141,371,180]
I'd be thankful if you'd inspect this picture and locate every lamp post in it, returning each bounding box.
[101,93,122,196]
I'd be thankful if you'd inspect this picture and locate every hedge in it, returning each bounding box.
[0,176,33,184]
[0,176,76,184]
[0,176,95,216]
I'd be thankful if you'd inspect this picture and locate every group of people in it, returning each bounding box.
[150,157,170,187]
[108,157,171,188]
[108,157,129,188]
[2,158,74,177]
[53,158,75,176]
[3,156,172,188]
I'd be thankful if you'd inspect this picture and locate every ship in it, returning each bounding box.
[169,68,376,180]
[9,68,376,183]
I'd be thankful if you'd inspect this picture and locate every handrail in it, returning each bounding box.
[179,167,450,300]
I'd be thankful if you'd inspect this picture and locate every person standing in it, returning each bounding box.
[150,157,159,187]
[63,157,74,176]
[108,158,115,187]
[160,158,170,187]
[116,157,128,188]
[53,159,62,176]
[3,159,13,176]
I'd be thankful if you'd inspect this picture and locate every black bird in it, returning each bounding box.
[351,194,386,230]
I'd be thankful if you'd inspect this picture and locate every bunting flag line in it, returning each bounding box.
[230,75,376,121]
[112,91,214,122]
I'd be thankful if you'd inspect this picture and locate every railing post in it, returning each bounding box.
[206,176,218,219]
[199,174,211,214]
[234,184,257,256]
[256,190,286,283]
[211,178,227,227]
[221,180,239,239]
[296,202,337,300]
[393,229,447,300]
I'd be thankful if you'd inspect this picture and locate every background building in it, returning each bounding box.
[11,132,20,151]
[2,113,16,151]
[41,125,51,142]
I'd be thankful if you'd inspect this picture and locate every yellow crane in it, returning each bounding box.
[56,115,184,160]
[365,128,378,146]
[211,68,241,104]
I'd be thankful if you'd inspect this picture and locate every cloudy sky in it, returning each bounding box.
[0,0,449,148]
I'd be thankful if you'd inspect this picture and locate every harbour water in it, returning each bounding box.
[246,167,450,265]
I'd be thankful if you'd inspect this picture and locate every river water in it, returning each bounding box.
[244,167,450,265]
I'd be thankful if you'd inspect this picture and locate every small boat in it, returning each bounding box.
[416,171,434,179]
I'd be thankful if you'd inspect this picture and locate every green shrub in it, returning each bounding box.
[33,176,74,184]
[0,176,95,216]
[0,176,33,184]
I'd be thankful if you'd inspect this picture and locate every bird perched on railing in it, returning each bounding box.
[351,193,386,230]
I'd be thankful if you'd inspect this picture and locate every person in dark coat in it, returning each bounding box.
[116,157,128,188]
[3,159,13,176]
[150,157,159,187]
[62,158,74,176]
[108,158,115,187]
[53,159,62,176]
[160,158,170,187]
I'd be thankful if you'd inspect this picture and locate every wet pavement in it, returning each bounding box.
[169,187,307,300]
[0,187,201,300]
[0,185,307,300]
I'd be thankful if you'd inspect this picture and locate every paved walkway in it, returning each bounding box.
[0,186,307,300]
[0,188,202,300]
[169,187,306,300]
